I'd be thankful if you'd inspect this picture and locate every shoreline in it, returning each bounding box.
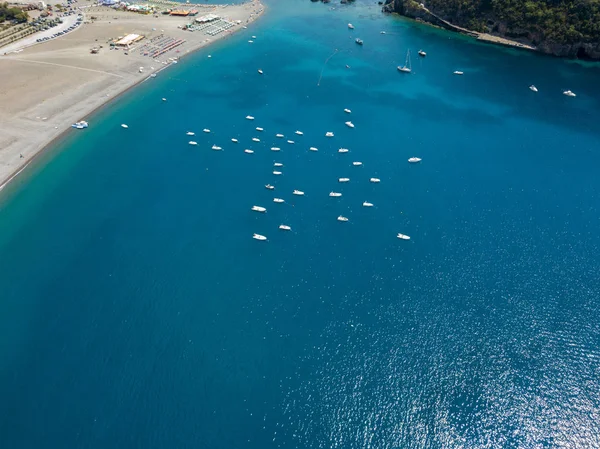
[0,0,265,191]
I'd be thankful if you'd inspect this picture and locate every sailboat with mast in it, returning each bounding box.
[397,49,412,73]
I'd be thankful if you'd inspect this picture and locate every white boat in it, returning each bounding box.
[344,108,352,114]
[276,133,284,138]
[246,115,255,120]
[253,233,267,241]
[252,35,257,39]
[398,50,412,73]
[418,50,426,57]
[293,190,304,196]
[329,192,342,197]
[453,71,464,75]
[162,98,167,102]
[287,140,295,144]
[355,38,363,45]
[252,137,260,142]
[274,162,283,167]
[363,201,373,207]
[203,129,211,133]
[271,147,281,151]
[345,121,355,128]
[256,127,264,132]
[338,148,349,153]
[231,138,239,143]
[279,224,291,231]
[408,157,422,163]
[212,145,222,151]
[529,85,538,92]
[121,124,128,129]
[348,23,354,29]
[273,171,282,175]
[397,233,411,240]
[244,149,254,154]
[72,120,88,129]
[265,184,275,190]
[258,69,263,74]
[370,177,381,183]
[295,130,303,135]
[150,73,157,78]
[251,206,267,213]
[325,132,334,137]
[248,40,254,43]
[186,131,195,136]
[380,31,386,34]
[309,147,318,152]
[563,90,576,97]
[337,215,349,222]
[273,198,285,203]
[352,161,363,166]
[188,141,198,146]
[338,178,350,183]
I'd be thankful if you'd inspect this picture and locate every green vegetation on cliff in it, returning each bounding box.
[0,2,29,23]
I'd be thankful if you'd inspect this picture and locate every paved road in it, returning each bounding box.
[1,14,81,55]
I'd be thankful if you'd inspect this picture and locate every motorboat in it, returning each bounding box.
[279,225,291,231]
[453,71,464,75]
[121,124,128,129]
[418,50,426,57]
[362,201,373,207]
[337,215,349,222]
[338,148,349,153]
[253,233,267,241]
[345,121,355,128]
[273,171,282,175]
[252,35,257,39]
[246,115,255,120]
[273,198,285,203]
[352,161,362,166]
[370,178,381,183]
[295,130,303,135]
[188,141,198,145]
[212,145,222,151]
[244,149,254,154]
[380,31,386,34]
[309,147,318,152]
[231,138,238,143]
[72,120,88,129]
[274,162,283,167]
[563,90,576,97]
[344,108,351,114]
[203,129,211,133]
[256,127,264,132]
[329,192,342,197]
[338,178,350,183]
[248,40,254,43]
[293,190,305,196]
[271,147,281,151]
[529,85,538,92]
[355,38,363,45]
[287,140,295,144]
[251,206,267,213]
[408,157,422,163]
[162,98,167,102]
[186,131,195,136]
[276,133,284,138]
[326,132,334,137]
[258,69,263,74]
[252,137,260,142]
[397,233,411,240]
[265,184,275,190]
[348,23,354,29]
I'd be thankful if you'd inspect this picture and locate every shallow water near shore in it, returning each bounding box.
[1,1,600,447]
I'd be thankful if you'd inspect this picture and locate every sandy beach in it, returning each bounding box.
[0,0,264,188]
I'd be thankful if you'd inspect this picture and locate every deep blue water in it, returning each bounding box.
[1,1,600,448]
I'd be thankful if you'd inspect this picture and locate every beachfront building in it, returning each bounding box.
[114,33,144,48]
[195,13,219,24]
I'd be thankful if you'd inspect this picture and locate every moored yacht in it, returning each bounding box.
[344,108,352,114]
[276,133,284,138]
[338,177,350,183]
[121,124,128,129]
[352,161,362,166]
[258,69,264,74]
[362,201,373,207]
[329,192,342,197]
[188,141,198,145]
[370,177,381,183]
[274,162,283,167]
[265,184,275,190]
[252,137,260,142]
[348,23,354,29]
[279,224,291,231]
[337,215,349,222]
[397,233,411,240]
[273,171,282,175]
[453,70,464,75]
[408,157,422,163]
[271,147,281,151]
[563,90,576,97]
[231,138,238,143]
[186,131,195,136]
[256,127,264,132]
[355,38,363,45]
[309,147,318,152]
[418,49,426,57]
[273,198,285,203]
[203,129,211,133]
[326,132,334,137]
[287,140,295,144]
[293,190,305,196]
[338,148,349,153]
[253,233,267,241]
[295,130,303,135]
[244,149,254,154]
[246,115,255,120]
[212,145,222,151]
[251,206,267,213]
[345,121,355,128]
[529,85,538,92]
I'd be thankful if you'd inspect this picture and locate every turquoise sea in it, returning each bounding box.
[2,0,600,447]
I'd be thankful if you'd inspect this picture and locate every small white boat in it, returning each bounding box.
[121,124,128,129]
[295,130,303,135]
[563,90,576,97]
[244,149,254,154]
[246,115,255,120]
[309,147,318,152]
[150,73,157,78]
[203,129,211,133]
[273,171,282,175]
[418,50,426,57]
[370,177,381,183]
[325,132,334,137]
[345,121,355,128]
[253,233,267,241]
[293,190,305,196]
[453,71,464,75]
[162,98,167,102]
[256,127,264,132]
[397,233,411,240]
[265,184,275,190]
[274,162,283,167]
[252,35,257,39]
[273,198,284,203]
[408,157,422,163]
[251,206,267,213]
[72,120,88,129]
[186,131,195,136]
[287,140,295,144]
[355,38,363,45]
[329,192,342,197]
[338,148,349,153]
[248,40,254,43]
[212,145,222,151]
[380,31,386,34]
[188,141,198,146]
[271,147,281,152]
[279,224,291,231]
[337,215,349,222]
[363,201,373,207]
[258,69,264,74]
[338,178,350,183]
[275,133,284,138]
[344,108,352,114]
[352,161,363,166]
[529,85,538,92]
[348,23,354,29]
[252,137,260,142]
[231,138,239,143]
[398,49,412,73]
